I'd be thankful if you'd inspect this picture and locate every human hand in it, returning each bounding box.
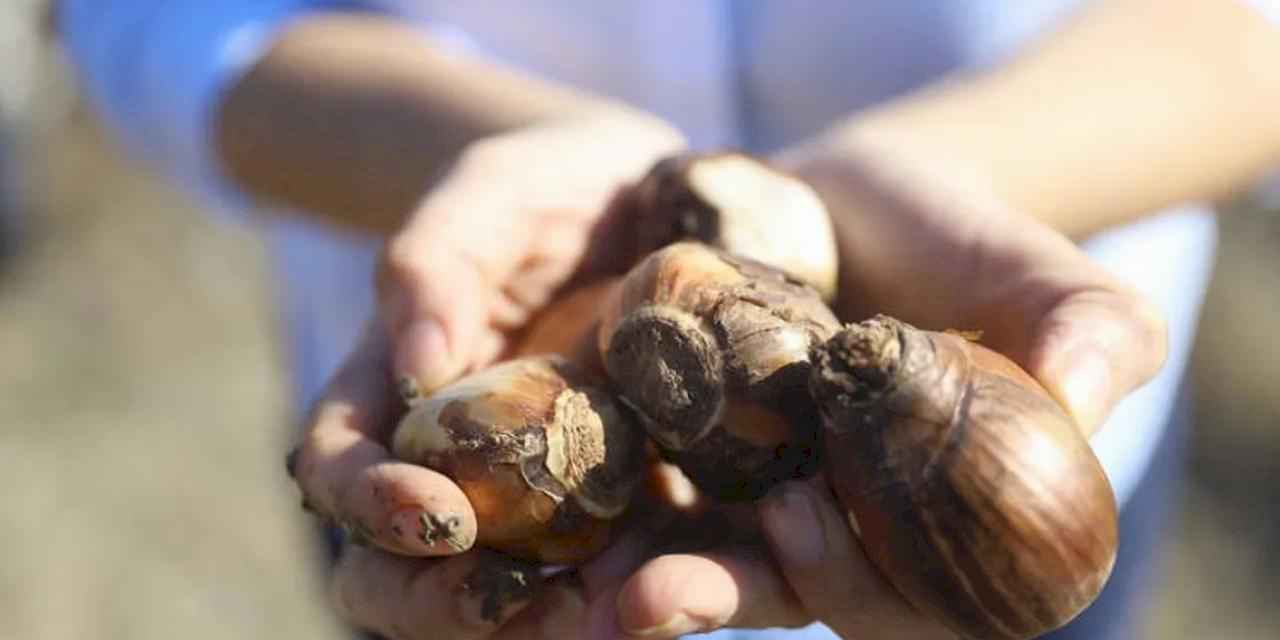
[377,110,687,397]
[784,135,1169,439]
[288,318,707,640]
[289,106,684,557]
[282,109,689,638]
[580,134,1169,639]
[289,317,792,640]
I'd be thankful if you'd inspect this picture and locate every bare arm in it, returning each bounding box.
[802,0,1280,239]
[214,12,655,235]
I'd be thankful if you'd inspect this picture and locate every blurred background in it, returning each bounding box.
[2,2,1278,639]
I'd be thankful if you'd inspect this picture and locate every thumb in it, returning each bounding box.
[376,177,531,399]
[758,479,953,640]
[1023,285,1169,436]
[954,209,1171,437]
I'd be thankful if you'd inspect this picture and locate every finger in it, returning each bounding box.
[494,571,589,640]
[954,219,1169,436]
[579,524,662,593]
[290,322,478,556]
[578,508,686,640]
[759,479,956,640]
[331,545,543,640]
[579,500,779,639]
[612,548,811,638]
[378,165,533,396]
[1022,283,1168,436]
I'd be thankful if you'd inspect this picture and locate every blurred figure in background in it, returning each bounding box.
[51,1,1280,639]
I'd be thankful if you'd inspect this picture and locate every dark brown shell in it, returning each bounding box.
[600,243,838,501]
[810,315,1118,640]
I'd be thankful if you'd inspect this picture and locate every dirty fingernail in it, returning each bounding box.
[389,508,474,554]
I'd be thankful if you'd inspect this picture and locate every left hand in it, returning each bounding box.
[583,132,1169,639]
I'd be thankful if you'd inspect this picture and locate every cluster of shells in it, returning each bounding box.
[389,153,1119,640]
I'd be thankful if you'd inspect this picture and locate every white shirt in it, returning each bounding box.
[54,4,1280,637]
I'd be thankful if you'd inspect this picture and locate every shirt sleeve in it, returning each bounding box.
[56,0,335,222]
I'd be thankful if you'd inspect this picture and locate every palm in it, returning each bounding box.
[378,115,685,392]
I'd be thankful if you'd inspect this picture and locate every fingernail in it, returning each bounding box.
[621,612,700,638]
[760,483,826,568]
[1052,347,1113,435]
[395,319,452,395]
[389,508,474,553]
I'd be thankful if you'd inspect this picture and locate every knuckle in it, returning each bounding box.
[285,440,327,518]
[290,437,322,505]
[293,429,326,496]
[380,234,430,293]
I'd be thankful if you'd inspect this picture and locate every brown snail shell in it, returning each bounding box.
[391,355,645,564]
[599,242,839,502]
[809,315,1119,640]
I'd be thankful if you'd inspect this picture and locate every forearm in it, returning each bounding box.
[215,12,632,234]
[809,0,1280,238]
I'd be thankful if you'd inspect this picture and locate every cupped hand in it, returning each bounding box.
[586,135,1170,640]
[283,109,687,639]
[288,318,763,640]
